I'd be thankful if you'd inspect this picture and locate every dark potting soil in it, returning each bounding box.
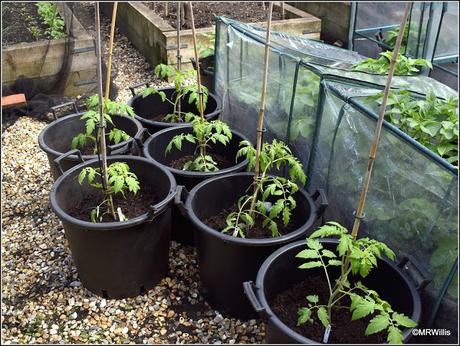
[169,154,233,171]
[144,2,283,29]
[69,185,159,222]
[271,276,386,344]
[141,113,189,123]
[204,205,299,239]
[2,2,50,46]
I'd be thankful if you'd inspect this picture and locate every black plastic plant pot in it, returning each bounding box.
[180,172,328,318]
[143,126,250,246]
[38,112,144,181]
[50,155,177,299]
[244,239,426,344]
[191,56,215,92]
[127,86,221,135]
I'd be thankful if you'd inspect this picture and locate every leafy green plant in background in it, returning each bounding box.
[71,95,135,153]
[197,32,215,59]
[165,114,232,172]
[366,90,458,165]
[352,51,432,75]
[223,139,306,238]
[383,22,409,49]
[142,64,209,123]
[36,2,65,39]
[296,222,417,344]
[287,70,320,141]
[78,162,140,222]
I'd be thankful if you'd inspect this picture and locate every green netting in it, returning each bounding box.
[214,16,458,324]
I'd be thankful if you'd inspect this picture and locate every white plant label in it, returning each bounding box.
[323,325,331,344]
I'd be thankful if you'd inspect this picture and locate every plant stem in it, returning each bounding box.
[95,2,116,221]
[250,2,273,216]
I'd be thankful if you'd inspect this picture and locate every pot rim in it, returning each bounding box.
[143,125,250,178]
[127,86,222,126]
[185,172,318,246]
[38,112,143,161]
[254,239,422,343]
[49,155,177,231]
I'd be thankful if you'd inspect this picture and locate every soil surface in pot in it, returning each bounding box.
[271,275,386,344]
[2,2,54,46]
[69,185,159,222]
[204,205,299,239]
[144,2,283,29]
[141,113,194,123]
[169,154,233,171]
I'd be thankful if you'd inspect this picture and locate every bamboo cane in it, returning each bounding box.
[104,1,118,100]
[248,2,273,214]
[188,2,204,121]
[95,2,116,220]
[253,2,273,183]
[164,2,168,17]
[176,2,182,117]
[350,2,412,240]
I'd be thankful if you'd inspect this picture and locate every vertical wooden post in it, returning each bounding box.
[281,2,285,20]
[176,2,182,116]
[248,2,273,214]
[253,2,273,182]
[350,2,412,240]
[188,2,205,122]
[95,3,109,193]
[96,2,116,220]
[104,1,118,100]
[164,2,169,17]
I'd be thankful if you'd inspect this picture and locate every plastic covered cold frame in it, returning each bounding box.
[213,16,458,331]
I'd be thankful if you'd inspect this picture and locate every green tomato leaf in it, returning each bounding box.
[317,307,329,328]
[365,314,390,335]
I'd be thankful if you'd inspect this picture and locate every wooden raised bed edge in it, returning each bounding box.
[2,2,97,97]
[100,1,321,71]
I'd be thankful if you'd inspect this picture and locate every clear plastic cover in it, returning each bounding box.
[215,17,458,314]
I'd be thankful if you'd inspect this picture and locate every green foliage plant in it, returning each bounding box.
[71,95,135,154]
[296,222,417,344]
[36,2,65,39]
[165,114,232,172]
[142,64,209,123]
[366,90,458,165]
[353,51,432,75]
[78,162,140,222]
[383,23,409,49]
[197,32,215,59]
[222,139,306,238]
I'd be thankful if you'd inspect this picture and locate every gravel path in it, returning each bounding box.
[1,117,264,346]
[1,3,265,344]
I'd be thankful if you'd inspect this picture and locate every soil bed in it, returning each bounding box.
[271,276,386,344]
[144,2,283,29]
[204,206,299,239]
[169,153,233,171]
[69,185,158,222]
[2,2,50,46]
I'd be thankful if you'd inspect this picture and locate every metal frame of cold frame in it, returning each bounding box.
[348,1,458,77]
